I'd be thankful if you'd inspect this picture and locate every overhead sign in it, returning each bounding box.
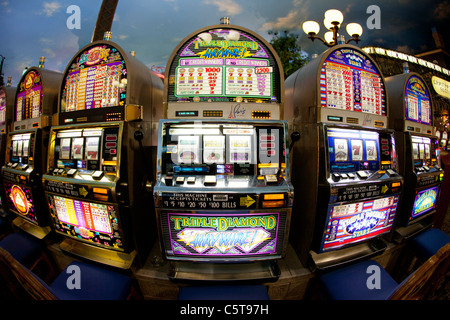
[432,76,450,99]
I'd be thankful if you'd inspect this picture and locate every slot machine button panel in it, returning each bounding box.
[340,173,348,179]
[264,175,278,184]
[332,172,341,182]
[21,164,29,171]
[386,169,396,176]
[165,175,173,186]
[347,172,355,179]
[176,176,185,184]
[204,175,217,186]
[187,177,196,184]
[67,169,78,177]
[357,170,368,179]
[92,171,104,180]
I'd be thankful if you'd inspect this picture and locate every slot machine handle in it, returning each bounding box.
[134,129,154,188]
[289,131,301,152]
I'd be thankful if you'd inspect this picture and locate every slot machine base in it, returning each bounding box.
[12,217,51,240]
[308,238,387,273]
[167,260,280,282]
[394,221,433,244]
[59,238,137,270]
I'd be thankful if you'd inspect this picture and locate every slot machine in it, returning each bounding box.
[385,73,444,240]
[440,131,448,151]
[42,34,163,269]
[153,19,293,281]
[284,45,403,271]
[0,78,16,217]
[1,64,62,238]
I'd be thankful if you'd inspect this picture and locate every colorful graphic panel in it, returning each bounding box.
[320,48,386,115]
[15,70,43,121]
[168,28,281,103]
[411,186,439,220]
[164,212,284,258]
[47,194,125,250]
[322,194,399,251]
[405,76,432,125]
[61,44,127,112]
[4,183,37,223]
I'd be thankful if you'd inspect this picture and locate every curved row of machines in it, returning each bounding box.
[0,23,444,284]
[0,36,164,269]
[285,44,443,271]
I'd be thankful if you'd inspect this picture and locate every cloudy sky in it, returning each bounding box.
[1,0,450,86]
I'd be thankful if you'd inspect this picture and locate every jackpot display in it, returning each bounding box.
[154,120,292,262]
[385,73,443,237]
[284,45,402,270]
[43,39,163,268]
[164,24,284,120]
[1,67,62,238]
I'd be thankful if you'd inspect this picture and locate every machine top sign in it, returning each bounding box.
[166,25,283,105]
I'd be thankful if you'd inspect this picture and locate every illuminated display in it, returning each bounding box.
[164,212,283,257]
[405,75,431,125]
[327,127,380,173]
[411,186,439,219]
[3,183,36,223]
[321,48,386,115]
[61,44,127,112]
[168,28,280,103]
[47,194,124,250]
[52,127,118,172]
[53,195,112,234]
[10,133,32,164]
[161,122,283,177]
[0,89,6,125]
[16,70,43,121]
[322,195,399,251]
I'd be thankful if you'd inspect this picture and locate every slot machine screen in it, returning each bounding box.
[47,194,124,250]
[411,135,433,168]
[60,44,127,112]
[411,186,439,221]
[321,48,386,115]
[9,133,33,165]
[404,75,431,125]
[327,127,380,173]
[16,70,43,121]
[321,194,399,252]
[161,122,284,178]
[3,182,37,223]
[52,127,119,174]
